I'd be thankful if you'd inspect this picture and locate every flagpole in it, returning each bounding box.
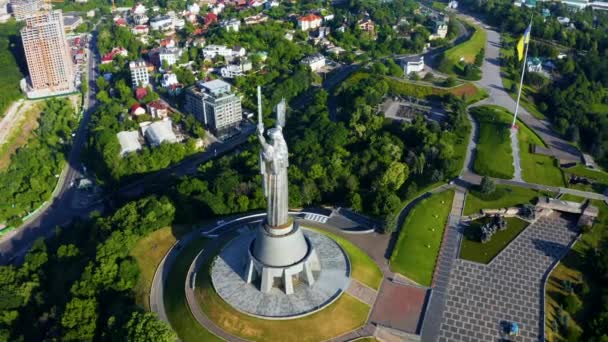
[512,18,533,128]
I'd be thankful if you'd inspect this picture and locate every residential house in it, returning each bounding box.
[221,18,241,32]
[401,56,424,75]
[147,100,170,119]
[117,131,142,156]
[297,13,322,31]
[301,54,325,72]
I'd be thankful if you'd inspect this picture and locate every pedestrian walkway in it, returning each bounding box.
[511,127,523,181]
[419,188,466,341]
[436,213,578,341]
[346,279,377,306]
[304,212,328,224]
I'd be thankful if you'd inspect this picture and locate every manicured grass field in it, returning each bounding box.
[459,217,528,264]
[517,119,567,187]
[164,237,222,342]
[562,164,608,194]
[463,185,544,216]
[310,228,383,290]
[390,190,455,286]
[194,243,370,341]
[440,21,486,74]
[470,106,514,179]
[545,200,608,341]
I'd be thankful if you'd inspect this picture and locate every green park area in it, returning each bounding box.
[438,21,486,79]
[310,228,383,290]
[0,21,25,116]
[463,184,545,216]
[517,118,566,187]
[459,217,529,264]
[470,106,514,179]
[192,230,372,342]
[562,164,608,194]
[383,75,487,104]
[475,105,565,187]
[545,200,608,342]
[390,190,455,286]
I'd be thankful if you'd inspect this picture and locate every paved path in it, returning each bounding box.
[511,127,523,181]
[463,14,581,163]
[419,188,466,341]
[346,280,378,306]
[436,213,578,341]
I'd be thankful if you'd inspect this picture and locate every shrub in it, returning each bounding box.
[563,293,582,315]
[480,176,496,194]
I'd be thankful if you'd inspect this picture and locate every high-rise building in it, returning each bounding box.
[129,60,149,88]
[185,79,242,133]
[9,0,42,21]
[21,10,74,96]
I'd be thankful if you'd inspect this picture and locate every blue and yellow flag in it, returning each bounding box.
[517,24,532,61]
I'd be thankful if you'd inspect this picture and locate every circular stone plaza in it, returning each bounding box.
[211,228,351,319]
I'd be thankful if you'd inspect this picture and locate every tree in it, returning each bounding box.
[480,176,495,194]
[61,297,98,341]
[125,312,176,342]
[379,162,409,191]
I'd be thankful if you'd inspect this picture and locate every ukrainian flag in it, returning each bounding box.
[517,24,532,61]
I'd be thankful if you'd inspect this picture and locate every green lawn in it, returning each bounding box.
[559,194,586,202]
[310,229,383,290]
[390,190,455,286]
[474,105,565,186]
[440,21,486,75]
[562,164,608,194]
[459,217,529,264]
[194,244,370,341]
[463,185,544,216]
[470,106,514,179]
[517,118,567,187]
[164,237,221,342]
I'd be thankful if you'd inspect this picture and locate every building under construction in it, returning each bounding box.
[20,10,75,98]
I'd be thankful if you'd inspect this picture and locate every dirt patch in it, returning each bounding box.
[0,103,42,170]
[449,83,478,97]
[369,281,428,333]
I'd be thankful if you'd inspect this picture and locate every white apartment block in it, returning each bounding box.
[158,47,182,67]
[9,0,43,21]
[203,44,246,59]
[129,60,149,88]
[150,15,173,31]
[402,56,424,75]
[21,10,75,97]
[221,18,240,32]
[185,79,242,133]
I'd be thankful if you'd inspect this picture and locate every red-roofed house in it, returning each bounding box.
[132,25,149,35]
[101,47,128,64]
[205,13,218,26]
[114,17,127,27]
[297,14,322,31]
[146,100,170,119]
[160,38,176,48]
[135,87,148,101]
[131,104,146,116]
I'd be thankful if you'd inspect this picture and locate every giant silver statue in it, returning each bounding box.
[257,121,289,227]
[246,87,320,294]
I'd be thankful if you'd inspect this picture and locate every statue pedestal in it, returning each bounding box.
[246,221,321,294]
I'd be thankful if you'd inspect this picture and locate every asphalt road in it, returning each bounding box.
[0,32,100,264]
[463,14,581,163]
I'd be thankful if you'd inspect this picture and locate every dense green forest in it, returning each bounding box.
[0,20,25,115]
[0,196,176,341]
[0,99,77,226]
[459,0,608,168]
